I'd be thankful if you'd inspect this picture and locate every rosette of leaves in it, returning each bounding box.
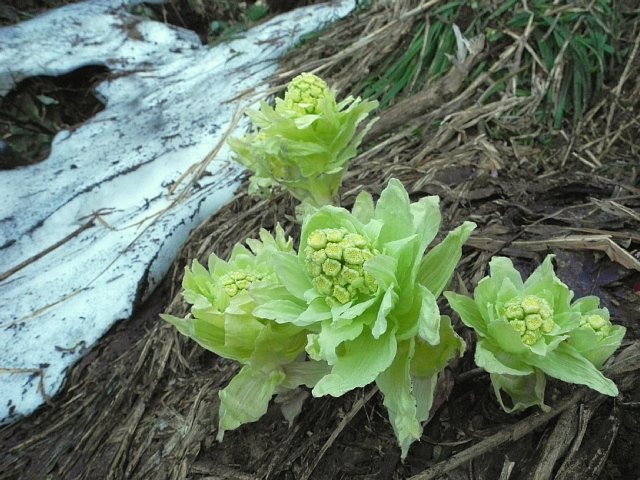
[228,73,378,209]
[250,179,476,457]
[161,226,328,440]
[445,255,624,413]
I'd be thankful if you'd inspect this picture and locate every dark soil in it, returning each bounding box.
[1,1,640,480]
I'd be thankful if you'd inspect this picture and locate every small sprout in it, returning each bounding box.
[228,73,378,209]
[446,255,624,414]
[270,179,475,458]
[567,297,626,369]
[161,226,323,441]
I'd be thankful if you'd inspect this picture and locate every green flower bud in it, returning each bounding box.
[503,295,555,346]
[220,270,263,298]
[304,227,379,306]
[579,314,612,339]
[283,73,333,115]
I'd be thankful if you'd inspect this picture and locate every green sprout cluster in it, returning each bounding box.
[163,74,626,462]
[304,227,378,306]
[165,178,475,458]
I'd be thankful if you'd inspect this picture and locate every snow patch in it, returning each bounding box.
[0,0,355,424]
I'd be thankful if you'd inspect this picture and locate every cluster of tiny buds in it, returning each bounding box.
[284,73,331,115]
[304,227,378,306]
[580,313,611,339]
[503,295,555,346]
[220,270,263,298]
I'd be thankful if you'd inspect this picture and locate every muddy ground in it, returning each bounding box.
[1,1,640,479]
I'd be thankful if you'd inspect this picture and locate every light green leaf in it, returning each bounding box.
[250,322,307,368]
[339,297,378,320]
[280,361,332,389]
[297,297,332,326]
[372,286,398,339]
[487,320,528,354]
[568,325,626,369]
[376,340,421,459]
[312,327,397,397]
[161,313,251,363]
[411,316,465,378]
[309,319,364,365]
[374,178,414,245]
[475,339,533,376]
[527,342,619,396]
[293,114,321,129]
[490,369,548,413]
[217,366,286,441]
[410,196,441,258]
[496,278,520,305]
[252,299,306,324]
[488,256,524,291]
[417,285,440,345]
[249,284,295,305]
[274,252,312,300]
[191,258,210,278]
[222,309,264,351]
[383,234,418,267]
[352,190,375,224]
[364,254,397,290]
[528,337,548,357]
[417,221,476,297]
[571,296,601,314]
[412,373,438,423]
[363,218,383,243]
[554,311,582,333]
[523,255,573,312]
[474,275,498,321]
[444,291,488,337]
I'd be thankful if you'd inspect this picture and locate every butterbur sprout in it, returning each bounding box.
[568,295,626,369]
[251,178,476,456]
[161,226,328,440]
[228,72,378,209]
[445,255,624,413]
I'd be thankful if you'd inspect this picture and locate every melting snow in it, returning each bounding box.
[0,0,355,424]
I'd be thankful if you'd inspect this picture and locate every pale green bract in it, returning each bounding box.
[251,178,476,457]
[161,226,328,440]
[228,73,378,208]
[445,255,624,413]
